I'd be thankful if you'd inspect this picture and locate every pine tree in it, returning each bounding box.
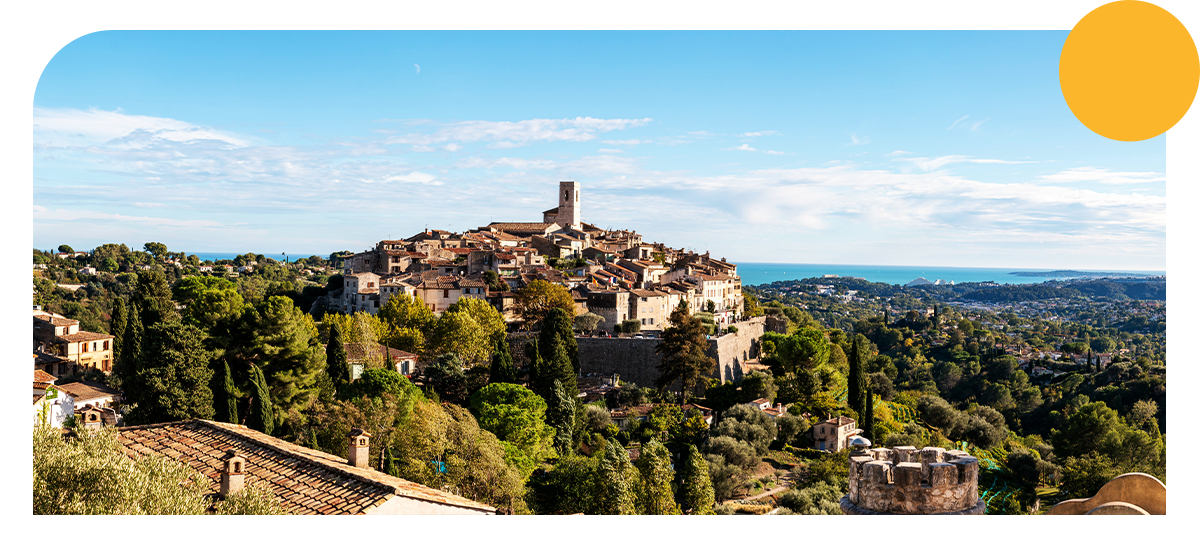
[655,303,715,403]
[110,297,127,365]
[596,438,638,514]
[246,364,275,436]
[221,360,238,424]
[635,439,681,515]
[677,444,715,514]
[326,323,351,387]
[489,338,516,384]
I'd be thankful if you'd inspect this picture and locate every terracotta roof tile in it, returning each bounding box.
[117,420,494,514]
[53,331,114,343]
[57,381,119,401]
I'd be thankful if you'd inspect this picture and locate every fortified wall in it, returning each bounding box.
[842,446,985,515]
[570,316,768,388]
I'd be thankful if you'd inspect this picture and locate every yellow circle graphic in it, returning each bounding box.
[1060,1,1200,141]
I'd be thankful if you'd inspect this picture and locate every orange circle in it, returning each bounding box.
[1060,1,1200,141]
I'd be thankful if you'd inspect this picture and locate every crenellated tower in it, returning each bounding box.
[841,444,986,515]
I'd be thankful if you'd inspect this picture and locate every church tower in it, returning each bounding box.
[556,181,581,229]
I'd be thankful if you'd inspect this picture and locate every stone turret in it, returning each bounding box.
[841,445,986,515]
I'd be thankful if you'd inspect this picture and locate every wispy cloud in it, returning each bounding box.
[732,144,756,151]
[970,118,990,132]
[947,115,970,130]
[739,130,779,138]
[385,117,652,148]
[849,133,870,145]
[602,139,648,146]
[34,107,250,148]
[895,155,1036,171]
[1040,167,1166,185]
[886,150,913,156]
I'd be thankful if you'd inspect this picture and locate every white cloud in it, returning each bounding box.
[454,157,556,170]
[1039,167,1166,185]
[732,144,757,151]
[133,202,166,208]
[443,143,462,152]
[896,155,1036,171]
[886,150,913,156]
[385,117,653,148]
[763,150,788,155]
[948,115,970,130]
[849,133,870,145]
[599,148,623,153]
[602,139,647,145]
[970,118,990,131]
[33,107,249,148]
[739,131,779,137]
[384,171,442,185]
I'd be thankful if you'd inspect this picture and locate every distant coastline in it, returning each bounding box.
[734,262,1165,287]
[1007,269,1148,278]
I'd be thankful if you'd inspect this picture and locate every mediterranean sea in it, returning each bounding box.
[734,262,1166,287]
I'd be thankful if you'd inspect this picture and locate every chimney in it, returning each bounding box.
[75,404,103,430]
[219,450,246,497]
[348,428,371,468]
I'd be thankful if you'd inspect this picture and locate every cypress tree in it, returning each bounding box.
[326,323,351,387]
[883,309,889,326]
[247,364,275,436]
[489,338,516,384]
[110,297,127,365]
[677,444,715,514]
[121,303,144,380]
[848,336,864,414]
[1087,350,1094,371]
[596,438,638,514]
[635,439,681,515]
[548,379,575,454]
[537,308,579,398]
[863,391,876,443]
[221,360,238,424]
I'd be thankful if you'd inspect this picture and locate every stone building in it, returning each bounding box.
[842,444,985,515]
[812,416,861,452]
[33,312,114,376]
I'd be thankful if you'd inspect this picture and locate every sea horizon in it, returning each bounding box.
[733,261,1166,287]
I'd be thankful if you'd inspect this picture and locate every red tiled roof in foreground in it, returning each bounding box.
[118,419,495,515]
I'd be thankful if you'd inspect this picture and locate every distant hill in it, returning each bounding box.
[1007,270,1148,278]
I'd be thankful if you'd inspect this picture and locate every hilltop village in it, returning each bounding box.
[31,181,1166,516]
[332,181,744,332]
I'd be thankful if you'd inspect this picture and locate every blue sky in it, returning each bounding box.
[33,31,1166,269]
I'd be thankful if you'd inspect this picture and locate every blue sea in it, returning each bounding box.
[734,262,1165,287]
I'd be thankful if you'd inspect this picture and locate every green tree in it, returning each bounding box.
[596,438,640,514]
[469,383,557,479]
[143,241,168,260]
[344,368,420,402]
[863,392,876,442]
[326,322,351,387]
[228,296,325,433]
[133,269,178,329]
[429,298,504,367]
[118,302,145,383]
[219,360,239,424]
[425,353,470,404]
[246,364,275,435]
[110,297,128,366]
[656,303,714,403]
[847,336,866,415]
[124,319,214,425]
[778,326,831,372]
[488,338,517,384]
[377,293,435,334]
[574,312,604,334]
[174,276,246,333]
[532,311,579,402]
[547,379,576,454]
[57,244,74,254]
[514,279,575,328]
[739,370,777,403]
[712,403,777,455]
[636,439,681,515]
[677,444,715,514]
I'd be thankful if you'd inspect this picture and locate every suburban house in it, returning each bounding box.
[812,416,862,452]
[117,419,496,514]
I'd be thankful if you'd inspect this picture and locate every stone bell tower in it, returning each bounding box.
[556,181,581,229]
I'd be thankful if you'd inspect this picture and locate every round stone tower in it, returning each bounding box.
[841,444,986,515]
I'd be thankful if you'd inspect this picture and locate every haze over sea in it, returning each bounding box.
[734,262,1166,287]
